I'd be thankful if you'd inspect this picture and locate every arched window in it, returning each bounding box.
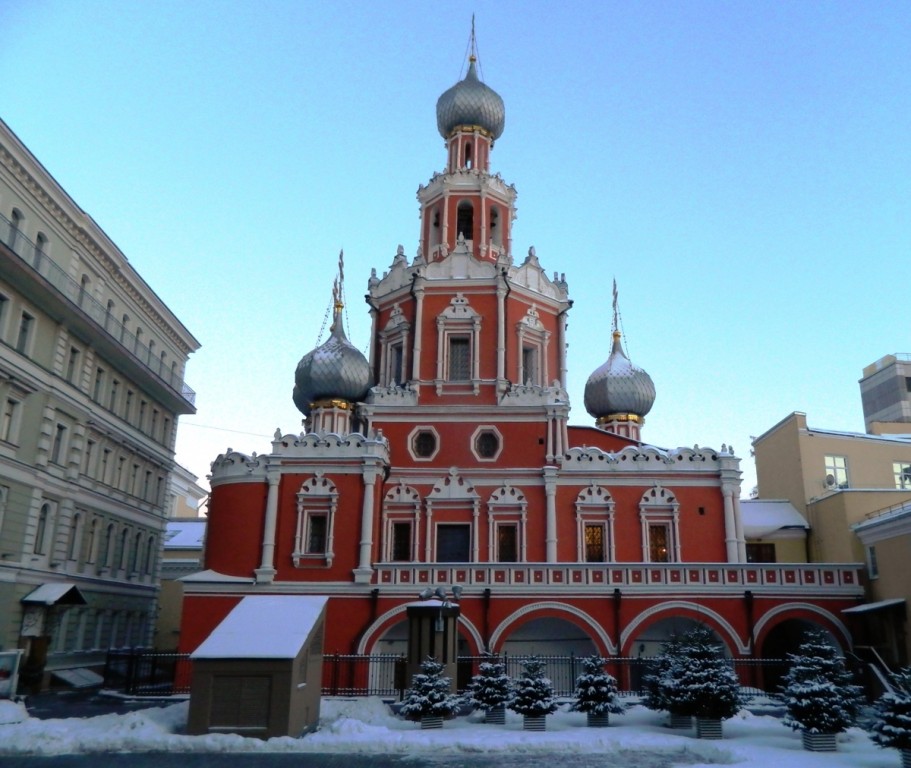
[33,503,50,554]
[105,300,114,331]
[67,512,83,561]
[79,275,89,307]
[456,201,474,242]
[143,535,155,575]
[8,209,23,249]
[120,314,129,343]
[101,523,115,567]
[464,141,473,169]
[35,232,48,267]
[134,327,143,355]
[490,206,502,247]
[118,528,129,570]
[130,531,142,573]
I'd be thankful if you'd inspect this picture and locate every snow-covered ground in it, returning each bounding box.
[0,695,903,767]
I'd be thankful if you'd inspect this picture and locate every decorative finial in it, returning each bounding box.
[469,14,477,62]
[612,277,619,334]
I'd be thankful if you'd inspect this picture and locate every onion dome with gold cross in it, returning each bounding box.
[293,256,372,416]
[436,52,505,141]
[583,282,656,429]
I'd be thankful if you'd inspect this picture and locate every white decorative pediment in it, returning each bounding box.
[507,247,569,301]
[209,449,267,482]
[640,484,678,508]
[428,467,479,501]
[384,480,420,504]
[383,303,409,332]
[298,474,338,498]
[576,483,613,506]
[499,381,569,406]
[424,241,498,280]
[365,385,419,406]
[489,484,527,506]
[437,293,480,322]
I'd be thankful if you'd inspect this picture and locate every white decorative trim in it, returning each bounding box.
[355,602,485,655]
[639,485,681,562]
[407,426,440,462]
[293,475,338,567]
[619,600,748,655]
[575,484,615,562]
[489,601,617,655]
[752,602,853,649]
[487,483,527,562]
[470,425,503,462]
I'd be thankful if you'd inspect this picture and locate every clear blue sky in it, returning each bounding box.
[3,1,909,497]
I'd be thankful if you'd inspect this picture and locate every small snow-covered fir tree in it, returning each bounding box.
[399,657,460,721]
[662,628,742,720]
[509,656,558,717]
[781,631,862,734]
[871,667,911,751]
[570,655,624,716]
[465,656,513,712]
[643,634,683,712]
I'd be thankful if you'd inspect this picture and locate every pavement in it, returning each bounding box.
[19,687,187,719]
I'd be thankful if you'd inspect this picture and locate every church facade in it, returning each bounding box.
[180,49,863,670]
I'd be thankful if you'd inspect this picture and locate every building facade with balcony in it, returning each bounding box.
[0,117,200,688]
[180,49,863,669]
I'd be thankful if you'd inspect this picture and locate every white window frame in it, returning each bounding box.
[575,484,615,562]
[471,425,503,462]
[515,304,551,387]
[408,426,440,462]
[639,485,681,563]
[893,461,911,490]
[293,475,338,567]
[487,484,527,562]
[378,303,410,387]
[382,482,420,562]
[824,455,849,489]
[435,293,481,394]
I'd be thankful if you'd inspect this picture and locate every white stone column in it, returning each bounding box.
[733,495,747,562]
[496,281,506,391]
[558,309,568,389]
[255,471,281,583]
[412,277,425,383]
[354,463,379,584]
[544,467,558,562]
[722,485,739,563]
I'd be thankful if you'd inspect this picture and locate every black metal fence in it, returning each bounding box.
[99,650,823,701]
[103,650,193,696]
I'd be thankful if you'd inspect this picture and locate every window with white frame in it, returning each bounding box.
[379,303,410,387]
[824,455,849,488]
[16,311,34,355]
[382,482,420,562]
[487,484,527,563]
[515,304,550,387]
[436,523,471,562]
[639,485,681,563]
[294,475,338,566]
[67,511,84,561]
[50,423,68,465]
[575,485,615,563]
[893,461,911,490]
[1,397,21,443]
[33,502,54,555]
[435,293,481,393]
[867,545,879,579]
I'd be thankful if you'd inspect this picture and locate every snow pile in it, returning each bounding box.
[0,694,901,766]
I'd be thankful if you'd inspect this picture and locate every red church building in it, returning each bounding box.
[179,46,863,677]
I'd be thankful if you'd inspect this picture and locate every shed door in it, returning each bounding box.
[210,675,271,731]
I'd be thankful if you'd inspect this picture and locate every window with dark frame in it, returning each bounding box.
[413,430,437,458]
[307,514,328,554]
[391,522,411,561]
[437,524,470,562]
[648,523,670,562]
[475,431,499,459]
[745,542,777,563]
[497,524,518,562]
[584,523,605,562]
[448,336,470,381]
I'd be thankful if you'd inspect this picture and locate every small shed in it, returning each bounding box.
[188,595,327,738]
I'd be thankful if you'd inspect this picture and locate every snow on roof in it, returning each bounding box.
[164,519,206,549]
[740,500,808,539]
[191,595,327,659]
[842,598,906,614]
[179,569,253,584]
[21,583,87,605]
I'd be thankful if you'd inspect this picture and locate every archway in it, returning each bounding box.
[759,618,840,693]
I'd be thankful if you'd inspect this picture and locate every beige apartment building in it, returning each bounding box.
[753,401,911,666]
[0,117,199,689]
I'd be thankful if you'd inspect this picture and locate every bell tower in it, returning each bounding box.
[419,29,515,264]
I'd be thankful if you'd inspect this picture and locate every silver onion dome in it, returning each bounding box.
[436,57,505,140]
[584,332,656,420]
[293,319,372,416]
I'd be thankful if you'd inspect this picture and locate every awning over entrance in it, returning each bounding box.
[842,598,906,614]
[21,583,88,606]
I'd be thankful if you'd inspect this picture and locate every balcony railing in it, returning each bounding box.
[374,562,863,593]
[1,212,195,406]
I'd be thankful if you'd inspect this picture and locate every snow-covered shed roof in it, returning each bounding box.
[740,499,809,539]
[191,595,327,660]
[164,519,206,549]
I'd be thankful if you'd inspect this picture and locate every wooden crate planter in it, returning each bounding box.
[420,716,443,730]
[802,731,837,752]
[696,718,723,739]
[485,705,505,725]
[523,715,547,731]
[587,713,610,728]
[669,713,692,729]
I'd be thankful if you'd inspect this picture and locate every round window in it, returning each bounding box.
[413,431,437,458]
[476,431,499,459]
